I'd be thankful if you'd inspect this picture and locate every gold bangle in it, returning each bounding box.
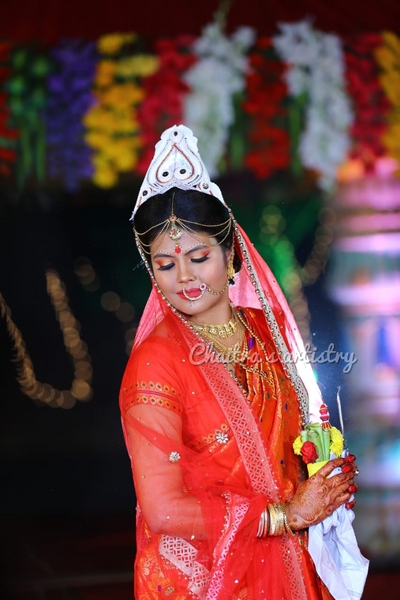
[275,503,285,536]
[268,503,277,536]
[257,510,264,538]
[262,508,269,538]
[282,504,295,537]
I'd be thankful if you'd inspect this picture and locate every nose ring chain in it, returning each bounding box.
[182,282,207,306]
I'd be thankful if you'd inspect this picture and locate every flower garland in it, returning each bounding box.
[83,33,159,188]
[136,35,196,175]
[46,40,98,192]
[273,20,353,190]
[375,32,400,170]
[293,404,344,477]
[183,22,255,177]
[0,41,19,177]
[345,34,390,169]
[243,36,290,178]
[6,45,51,187]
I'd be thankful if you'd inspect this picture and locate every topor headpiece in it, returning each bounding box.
[131,124,228,219]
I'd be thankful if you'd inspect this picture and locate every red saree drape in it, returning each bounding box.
[119,216,334,599]
[120,302,333,599]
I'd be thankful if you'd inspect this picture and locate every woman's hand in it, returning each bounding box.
[285,456,359,531]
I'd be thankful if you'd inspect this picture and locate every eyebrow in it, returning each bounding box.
[153,245,209,259]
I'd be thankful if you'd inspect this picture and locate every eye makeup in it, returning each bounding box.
[191,252,210,263]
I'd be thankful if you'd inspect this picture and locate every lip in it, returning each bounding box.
[177,288,201,299]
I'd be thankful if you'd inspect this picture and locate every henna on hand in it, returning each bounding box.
[285,457,359,531]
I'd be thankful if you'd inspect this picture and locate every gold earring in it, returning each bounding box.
[227,252,235,281]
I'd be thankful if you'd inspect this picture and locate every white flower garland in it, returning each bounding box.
[183,23,255,177]
[273,20,353,190]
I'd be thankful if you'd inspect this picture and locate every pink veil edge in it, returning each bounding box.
[232,223,323,422]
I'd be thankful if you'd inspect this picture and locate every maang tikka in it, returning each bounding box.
[168,194,182,254]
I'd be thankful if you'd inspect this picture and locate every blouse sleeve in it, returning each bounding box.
[120,337,267,547]
[120,339,223,542]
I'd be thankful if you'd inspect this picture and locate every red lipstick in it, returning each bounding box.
[177,288,201,299]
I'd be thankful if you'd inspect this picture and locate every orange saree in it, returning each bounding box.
[120,305,333,600]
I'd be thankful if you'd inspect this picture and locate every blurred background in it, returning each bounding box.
[1,0,400,598]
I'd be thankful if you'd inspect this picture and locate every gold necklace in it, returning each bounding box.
[199,322,248,363]
[192,314,237,339]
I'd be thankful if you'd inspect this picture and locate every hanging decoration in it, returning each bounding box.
[273,20,353,190]
[136,35,196,174]
[183,22,255,176]
[345,34,390,169]
[6,44,51,188]
[0,20,398,192]
[375,31,400,170]
[83,33,158,188]
[243,36,290,178]
[0,270,93,409]
[46,39,98,192]
[0,41,18,177]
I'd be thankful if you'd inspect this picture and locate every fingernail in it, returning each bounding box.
[346,502,354,509]
[341,464,352,473]
[348,485,356,493]
[348,454,356,463]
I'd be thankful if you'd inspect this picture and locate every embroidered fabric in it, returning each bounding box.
[159,536,211,598]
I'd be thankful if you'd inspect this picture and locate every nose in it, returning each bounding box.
[177,260,196,284]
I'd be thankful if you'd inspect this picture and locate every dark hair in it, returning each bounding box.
[133,187,241,275]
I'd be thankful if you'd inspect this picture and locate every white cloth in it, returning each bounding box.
[308,503,369,600]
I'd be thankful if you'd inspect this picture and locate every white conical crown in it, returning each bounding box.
[131,124,227,219]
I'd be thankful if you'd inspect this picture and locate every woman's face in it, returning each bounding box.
[150,230,231,322]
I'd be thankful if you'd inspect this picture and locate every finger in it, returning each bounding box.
[330,471,355,487]
[335,478,355,498]
[346,454,356,463]
[317,457,347,478]
[333,489,352,510]
[348,483,358,494]
[327,491,351,515]
[346,500,356,509]
[341,462,359,473]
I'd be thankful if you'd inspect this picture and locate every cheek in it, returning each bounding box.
[153,269,175,295]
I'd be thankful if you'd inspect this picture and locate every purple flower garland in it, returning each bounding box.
[46,40,98,192]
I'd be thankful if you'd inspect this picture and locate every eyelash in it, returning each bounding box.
[157,254,210,271]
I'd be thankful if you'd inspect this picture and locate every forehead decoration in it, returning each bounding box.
[131,124,228,219]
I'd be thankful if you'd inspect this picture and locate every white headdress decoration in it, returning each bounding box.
[131,124,227,219]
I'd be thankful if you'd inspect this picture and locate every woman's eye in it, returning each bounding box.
[157,263,174,271]
[191,254,210,264]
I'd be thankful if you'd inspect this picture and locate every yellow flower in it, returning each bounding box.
[92,153,110,168]
[329,427,344,457]
[83,105,110,128]
[375,47,397,71]
[376,33,400,167]
[84,131,110,150]
[94,60,116,87]
[382,31,400,56]
[97,83,144,109]
[114,150,138,171]
[97,33,136,55]
[93,165,118,188]
[115,55,160,78]
[293,435,303,456]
